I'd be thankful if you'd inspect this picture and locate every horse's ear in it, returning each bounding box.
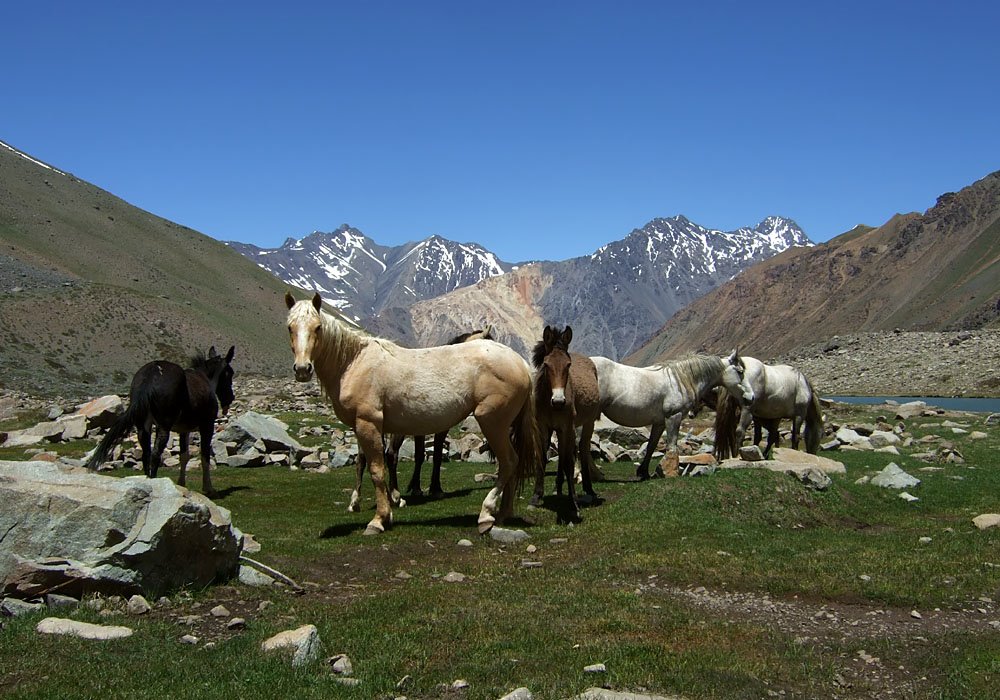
[284,291,296,309]
[542,325,555,345]
[208,346,218,358]
[225,345,235,363]
[562,326,573,347]
[728,348,739,363]
[311,293,322,311]
[483,324,493,339]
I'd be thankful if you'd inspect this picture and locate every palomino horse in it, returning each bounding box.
[86,346,236,495]
[529,325,602,521]
[286,292,539,534]
[347,326,496,513]
[714,357,823,459]
[591,351,755,479]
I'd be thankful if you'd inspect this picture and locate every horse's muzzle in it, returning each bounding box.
[550,389,567,409]
[293,362,314,382]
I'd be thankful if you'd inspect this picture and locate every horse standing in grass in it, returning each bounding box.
[348,326,496,513]
[86,346,235,496]
[713,357,823,459]
[529,325,602,522]
[286,292,539,534]
[591,351,755,480]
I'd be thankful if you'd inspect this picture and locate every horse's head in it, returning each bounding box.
[534,325,573,409]
[721,348,755,406]
[285,291,323,382]
[210,345,236,415]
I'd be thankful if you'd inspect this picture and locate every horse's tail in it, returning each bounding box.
[511,385,542,495]
[713,390,742,460]
[85,398,141,470]
[804,380,824,454]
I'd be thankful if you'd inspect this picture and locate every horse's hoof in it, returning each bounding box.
[529,494,542,507]
[578,493,595,505]
[429,490,445,499]
[407,488,424,498]
[477,520,494,535]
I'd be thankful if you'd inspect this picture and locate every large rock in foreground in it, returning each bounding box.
[0,461,243,598]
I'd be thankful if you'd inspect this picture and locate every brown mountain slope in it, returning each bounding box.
[0,141,296,397]
[629,170,1000,366]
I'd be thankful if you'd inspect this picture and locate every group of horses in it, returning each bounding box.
[85,290,823,536]
[284,292,824,535]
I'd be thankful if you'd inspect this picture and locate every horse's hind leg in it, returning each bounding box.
[384,434,402,506]
[177,432,190,487]
[150,426,170,478]
[405,434,424,496]
[791,415,803,451]
[348,452,365,512]
[477,416,520,534]
[577,419,597,502]
[429,432,446,497]
[137,425,153,477]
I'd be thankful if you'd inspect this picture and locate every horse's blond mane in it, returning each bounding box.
[650,354,724,397]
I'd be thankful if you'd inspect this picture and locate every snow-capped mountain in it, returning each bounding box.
[230,216,809,358]
[227,225,513,320]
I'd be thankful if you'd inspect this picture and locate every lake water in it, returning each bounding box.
[828,396,1000,413]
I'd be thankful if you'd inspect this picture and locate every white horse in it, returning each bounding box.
[591,351,755,479]
[286,292,540,534]
[714,356,823,459]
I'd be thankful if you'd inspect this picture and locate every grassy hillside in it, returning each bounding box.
[0,140,296,397]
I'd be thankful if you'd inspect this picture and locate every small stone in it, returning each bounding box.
[127,595,152,615]
[180,634,200,645]
[328,653,353,675]
[442,571,466,583]
[451,679,470,689]
[899,492,919,502]
[489,527,530,544]
[210,605,231,618]
[584,662,607,673]
[394,571,413,580]
[526,544,537,554]
[498,688,533,700]
[456,538,473,547]
[911,610,923,619]
[972,514,1000,530]
[521,560,543,568]
[918,537,932,545]
[227,617,246,630]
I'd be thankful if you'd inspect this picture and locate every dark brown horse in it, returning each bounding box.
[347,327,495,513]
[530,325,601,522]
[86,346,235,495]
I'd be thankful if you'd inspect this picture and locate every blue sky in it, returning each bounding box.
[5,1,999,262]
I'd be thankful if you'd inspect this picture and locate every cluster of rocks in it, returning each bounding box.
[781,329,1000,397]
[0,395,122,450]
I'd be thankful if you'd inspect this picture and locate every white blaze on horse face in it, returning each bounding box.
[288,305,319,382]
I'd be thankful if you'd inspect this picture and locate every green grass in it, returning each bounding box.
[2,405,999,699]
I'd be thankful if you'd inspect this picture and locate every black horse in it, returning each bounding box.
[86,346,235,495]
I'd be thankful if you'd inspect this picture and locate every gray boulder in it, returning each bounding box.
[215,412,307,462]
[870,463,920,489]
[0,461,243,599]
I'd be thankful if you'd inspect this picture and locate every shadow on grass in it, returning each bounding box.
[319,512,538,539]
[209,485,252,499]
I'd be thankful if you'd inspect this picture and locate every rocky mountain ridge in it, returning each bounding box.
[629,169,1000,366]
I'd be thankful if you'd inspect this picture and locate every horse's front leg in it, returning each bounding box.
[791,416,803,451]
[637,419,665,480]
[177,432,190,487]
[654,412,683,478]
[530,426,553,507]
[197,423,215,496]
[737,408,754,449]
[356,419,393,535]
[557,424,581,522]
[404,434,425,496]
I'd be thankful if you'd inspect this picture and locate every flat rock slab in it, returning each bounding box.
[720,448,846,476]
[572,689,688,700]
[36,617,133,640]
